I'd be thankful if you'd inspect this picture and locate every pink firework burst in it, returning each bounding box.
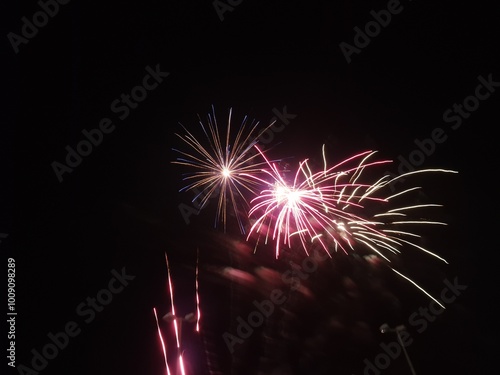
[246,145,456,264]
[245,145,457,307]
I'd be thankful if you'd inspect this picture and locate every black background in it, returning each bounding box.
[3,0,498,374]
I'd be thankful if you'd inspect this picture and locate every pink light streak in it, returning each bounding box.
[153,307,171,375]
[165,253,181,349]
[195,249,201,332]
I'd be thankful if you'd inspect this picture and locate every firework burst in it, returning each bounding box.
[246,145,456,262]
[244,145,457,306]
[173,106,276,233]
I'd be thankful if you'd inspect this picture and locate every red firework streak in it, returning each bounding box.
[153,252,201,375]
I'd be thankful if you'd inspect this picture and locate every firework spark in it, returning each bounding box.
[164,253,181,349]
[173,106,277,233]
[195,249,201,333]
[153,307,171,375]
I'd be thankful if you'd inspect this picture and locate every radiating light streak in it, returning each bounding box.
[195,249,201,332]
[179,353,187,375]
[391,268,446,309]
[387,204,443,213]
[153,307,171,375]
[164,253,181,349]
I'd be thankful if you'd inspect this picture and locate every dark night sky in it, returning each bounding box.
[3,1,498,374]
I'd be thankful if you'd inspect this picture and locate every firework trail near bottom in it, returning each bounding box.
[153,253,201,375]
